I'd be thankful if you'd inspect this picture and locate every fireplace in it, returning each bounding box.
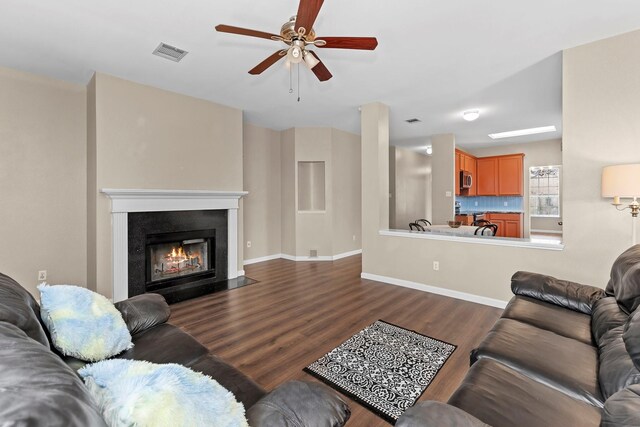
[128,210,228,303]
[145,229,215,292]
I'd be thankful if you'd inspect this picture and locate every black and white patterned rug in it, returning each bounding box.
[304,320,456,422]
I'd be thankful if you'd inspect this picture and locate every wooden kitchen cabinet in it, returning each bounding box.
[498,154,524,196]
[485,213,523,238]
[476,157,498,195]
[455,152,461,196]
[476,154,524,196]
[455,149,477,196]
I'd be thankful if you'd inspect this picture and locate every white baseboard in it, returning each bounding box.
[237,270,245,276]
[360,272,508,309]
[244,249,362,265]
[243,254,283,266]
[530,229,563,235]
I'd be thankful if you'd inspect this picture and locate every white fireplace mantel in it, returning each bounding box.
[101,189,248,302]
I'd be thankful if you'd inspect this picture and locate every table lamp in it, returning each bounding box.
[602,164,640,245]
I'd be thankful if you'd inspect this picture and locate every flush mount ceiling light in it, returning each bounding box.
[462,110,480,122]
[489,125,557,139]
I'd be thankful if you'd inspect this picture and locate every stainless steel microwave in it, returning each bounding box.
[460,171,472,189]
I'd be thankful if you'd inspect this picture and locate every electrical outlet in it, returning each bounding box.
[474,201,478,206]
[504,202,508,206]
[433,261,439,271]
[38,270,47,281]
[246,241,251,248]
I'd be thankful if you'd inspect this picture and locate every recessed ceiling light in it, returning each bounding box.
[462,110,480,121]
[405,118,421,124]
[488,125,557,139]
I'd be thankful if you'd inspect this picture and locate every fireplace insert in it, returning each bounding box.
[145,229,216,292]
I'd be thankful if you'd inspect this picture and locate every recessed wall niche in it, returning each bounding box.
[298,161,326,211]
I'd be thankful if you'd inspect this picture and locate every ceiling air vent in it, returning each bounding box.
[405,118,421,124]
[152,43,188,62]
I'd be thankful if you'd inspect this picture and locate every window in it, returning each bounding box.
[529,166,561,217]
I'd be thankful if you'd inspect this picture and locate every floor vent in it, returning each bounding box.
[310,249,318,258]
[152,43,188,62]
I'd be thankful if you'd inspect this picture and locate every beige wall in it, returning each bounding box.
[0,66,87,297]
[467,138,563,236]
[243,123,282,261]
[88,73,244,298]
[361,29,640,303]
[294,128,333,257]
[390,147,432,229]
[280,129,296,256]
[431,134,456,224]
[331,129,362,254]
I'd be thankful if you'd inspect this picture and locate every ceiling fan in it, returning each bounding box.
[215,0,378,82]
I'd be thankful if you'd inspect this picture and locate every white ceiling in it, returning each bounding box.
[2,0,640,147]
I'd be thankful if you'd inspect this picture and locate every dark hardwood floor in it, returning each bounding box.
[170,255,502,426]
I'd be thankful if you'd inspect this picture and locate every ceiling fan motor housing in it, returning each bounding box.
[281,16,316,42]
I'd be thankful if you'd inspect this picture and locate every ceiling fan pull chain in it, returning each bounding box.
[289,63,293,94]
[297,62,301,102]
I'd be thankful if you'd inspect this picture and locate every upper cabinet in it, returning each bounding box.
[497,154,524,195]
[455,149,477,196]
[476,157,498,195]
[476,154,524,196]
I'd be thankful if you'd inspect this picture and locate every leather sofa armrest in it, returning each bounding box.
[511,271,605,315]
[395,401,490,427]
[246,381,350,427]
[114,293,171,335]
[601,384,640,427]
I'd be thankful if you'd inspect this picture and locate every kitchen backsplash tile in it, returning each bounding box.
[457,196,524,213]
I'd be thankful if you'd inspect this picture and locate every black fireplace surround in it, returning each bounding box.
[128,210,228,303]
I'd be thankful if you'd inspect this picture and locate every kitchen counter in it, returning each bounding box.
[459,210,523,215]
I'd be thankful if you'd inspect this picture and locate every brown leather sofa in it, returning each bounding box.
[396,244,640,427]
[0,272,350,426]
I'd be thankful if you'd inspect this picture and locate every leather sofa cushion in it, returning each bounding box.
[472,318,602,406]
[0,322,107,427]
[502,295,593,345]
[623,308,640,371]
[0,272,49,347]
[188,353,267,409]
[448,359,601,427]
[116,323,208,366]
[606,244,640,314]
[592,297,629,345]
[598,326,640,399]
[247,381,350,427]
[601,384,640,427]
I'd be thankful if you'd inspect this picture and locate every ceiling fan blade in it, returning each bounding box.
[316,37,378,50]
[249,50,287,75]
[309,51,332,82]
[215,24,279,41]
[294,0,324,35]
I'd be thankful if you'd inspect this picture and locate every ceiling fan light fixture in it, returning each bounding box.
[303,50,319,69]
[462,109,480,122]
[287,45,303,64]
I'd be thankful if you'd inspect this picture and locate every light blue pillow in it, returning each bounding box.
[79,359,248,427]
[38,284,133,362]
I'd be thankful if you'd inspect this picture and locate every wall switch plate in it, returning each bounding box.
[246,241,251,248]
[353,235,356,241]
[38,270,47,281]
[433,261,439,271]
[445,191,452,197]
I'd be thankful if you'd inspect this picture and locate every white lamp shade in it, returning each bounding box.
[602,164,640,198]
